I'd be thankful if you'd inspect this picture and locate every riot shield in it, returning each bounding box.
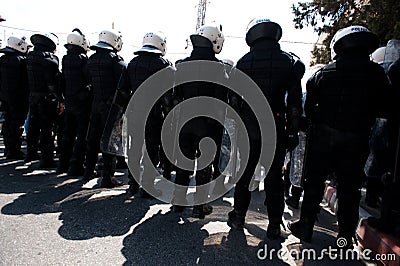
[218,114,269,186]
[382,39,400,72]
[218,116,237,178]
[100,104,126,156]
[289,130,307,188]
[364,118,389,178]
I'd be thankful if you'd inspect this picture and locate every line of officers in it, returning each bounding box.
[0,18,398,248]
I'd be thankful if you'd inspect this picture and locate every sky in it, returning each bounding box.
[0,0,321,83]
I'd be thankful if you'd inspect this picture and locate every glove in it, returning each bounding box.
[58,102,65,115]
[287,133,299,152]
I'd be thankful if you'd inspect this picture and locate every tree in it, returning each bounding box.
[292,0,400,65]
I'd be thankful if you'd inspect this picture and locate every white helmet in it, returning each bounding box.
[330,25,379,60]
[114,34,123,52]
[65,28,90,51]
[0,36,32,54]
[135,31,167,56]
[91,30,122,52]
[191,24,224,54]
[370,47,386,64]
[245,17,282,46]
[30,32,59,51]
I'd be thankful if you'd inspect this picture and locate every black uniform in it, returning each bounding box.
[299,51,391,240]
[0,49,29,159]
[84,48,125,186]
[172,45,227,216]
[229,39,303,237]
[57,45,91,175]
[26,44,62,166]
[115,51,172,194]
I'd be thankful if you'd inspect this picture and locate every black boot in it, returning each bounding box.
[56,162,69,174]
[101,176,123,188]
[288,217,314,242]
[6,150,25,160]
[67,164,84,176]
[266,221,282,240]
[127,179,140,195]
[192,204,213,219]
[39,157,56,168]
[83,168,98,182]
[227,209,245,230]
[24,152,40,163]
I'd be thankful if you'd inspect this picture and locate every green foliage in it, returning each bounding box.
[292,0,400,65]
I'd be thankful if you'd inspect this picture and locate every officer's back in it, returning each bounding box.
[237,38,296,115]
[62,46,89,107]
[26,44,59,95]
[305,49,389,133]
[87,49,123,107]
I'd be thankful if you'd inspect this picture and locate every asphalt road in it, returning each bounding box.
[0,137,364,265]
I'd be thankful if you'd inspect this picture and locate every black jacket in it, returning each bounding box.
[87,48,125,113]
[117,52,171,122]
[26,44,62,102]
[61,46,91,110]
[174,47,227,103]
[305,52,391,133]
[0,50,29,112]
[235,39,303,135]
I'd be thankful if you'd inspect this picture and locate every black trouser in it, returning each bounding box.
[300,124,369,237]
[27,95,58,162]
[59,107,90,170]
[1,105,27,157]
[173,119,223,204]
[85,108,115,179]
[233,116,287,225]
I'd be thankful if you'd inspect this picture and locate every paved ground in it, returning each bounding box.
[0,137,365,265]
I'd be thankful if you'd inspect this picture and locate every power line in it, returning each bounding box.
[0,24,324,48]
[224,35,324,45]
[0,24,40,33]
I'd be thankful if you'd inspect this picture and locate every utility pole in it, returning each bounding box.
[0,15,5,47]
[186,1,208,49]
[196,0,207,31]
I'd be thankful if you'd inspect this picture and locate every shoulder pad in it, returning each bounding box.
[285,52,306,79]
[175,58,188,65]
[161,57,173,66]
[281,51,294,61]
[322,62,336,71]
[293,59,306,79]
[110,53,124,63]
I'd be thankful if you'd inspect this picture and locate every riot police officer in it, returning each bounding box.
[84,30,125,187]
[227,18,304,239]
[109,31,172,196]
[171,24,227,218]
[0,36,31,159]
[56,29,91,175]
[289,26,391,247]
[26,33,63,167]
